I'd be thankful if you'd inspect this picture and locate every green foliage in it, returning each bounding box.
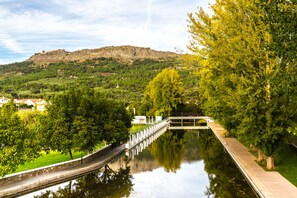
[142,68,184,116]
[0,57,199,106]
[44,87,131,158]
[0,101,41,176]
[188,0,297,169]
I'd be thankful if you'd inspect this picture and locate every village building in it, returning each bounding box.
[0,97,47,111]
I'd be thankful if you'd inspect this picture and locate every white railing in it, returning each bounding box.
[168,116,212,130]
[125,118,169,150]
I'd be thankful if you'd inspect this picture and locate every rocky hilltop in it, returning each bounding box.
[27,45,180,65]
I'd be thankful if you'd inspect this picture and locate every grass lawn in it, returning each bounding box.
[14,150,85,173]
[129,124,150,134]
[238,138,297,187]
[275,144,297,186]
[13,142,106,174]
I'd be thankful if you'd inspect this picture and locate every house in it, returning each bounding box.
[14,98,48,111]
[132,116,147,124]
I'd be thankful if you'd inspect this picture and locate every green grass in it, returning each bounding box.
[14,150,85,173]
[275,144,297,186]
[13,142,107,174]
[237,138,297,186]
[129,124,150,134]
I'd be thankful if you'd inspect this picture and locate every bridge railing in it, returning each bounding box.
[125,118,169,150]
[168,116,212,129]
[125,116,214,150]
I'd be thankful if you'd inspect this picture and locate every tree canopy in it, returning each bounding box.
[141,68,184,116]
[188,0,297,169]
[45,87,131,159]
[0,101,41,176]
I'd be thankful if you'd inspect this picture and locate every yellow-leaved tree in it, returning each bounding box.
[141,68,184,116]
[188,0,297,169]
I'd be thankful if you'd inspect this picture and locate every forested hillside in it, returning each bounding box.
[0,51,197,108]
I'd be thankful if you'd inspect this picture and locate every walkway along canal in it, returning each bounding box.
[0,117,296,197]
[0,119,169,198]
[17,128,256,197]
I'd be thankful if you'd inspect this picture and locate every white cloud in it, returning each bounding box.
[145,0,152,31]
[0,0,215,63]
[0,33,24,53]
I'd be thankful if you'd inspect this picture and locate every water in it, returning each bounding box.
[21,130,256,198]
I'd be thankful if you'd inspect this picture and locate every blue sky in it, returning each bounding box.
[0,0,214,64]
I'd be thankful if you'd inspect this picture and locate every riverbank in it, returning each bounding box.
[0,145,126,198]
[209,121,297,198]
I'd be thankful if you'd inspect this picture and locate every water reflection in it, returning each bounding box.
[198,130,255,197]
[34,165,133,198]
[147,130,185,172]
[25,130,256,198]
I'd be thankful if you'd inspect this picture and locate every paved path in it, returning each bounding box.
[209,122,297,198]
[0,145,125,198]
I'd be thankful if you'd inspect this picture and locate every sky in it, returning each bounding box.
[0,0,214,64]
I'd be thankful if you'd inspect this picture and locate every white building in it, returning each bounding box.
[132,116,147,124]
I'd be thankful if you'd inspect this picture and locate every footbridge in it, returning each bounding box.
[168,116,212,130]
[125,116,212,153]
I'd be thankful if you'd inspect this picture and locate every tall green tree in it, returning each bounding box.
[45,87,131,158]
[259,0,297,138]
[188,0,297,169]
[0,101,40,176]
[142,68,184,116]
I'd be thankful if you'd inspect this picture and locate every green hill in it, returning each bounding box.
[0,46,197,107]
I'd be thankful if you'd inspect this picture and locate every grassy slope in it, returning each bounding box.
[14,150,84,173]
[275,144,297,186]
[0,58,197,104]
[13,142,106,174]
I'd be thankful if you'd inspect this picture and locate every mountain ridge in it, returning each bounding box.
[27,45,181,65]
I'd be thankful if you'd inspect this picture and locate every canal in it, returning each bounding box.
[20,130,256,197]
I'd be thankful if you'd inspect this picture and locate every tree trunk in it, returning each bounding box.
[250,144,257,152]
[266,156,275,170]
[69,148,73,160]
[257,149,265,162]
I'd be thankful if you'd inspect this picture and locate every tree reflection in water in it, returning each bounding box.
[197,130,255,198]
[147,129,255,197]
[32,130,256,198]
[34,166,133,198]
[147,130,185,172]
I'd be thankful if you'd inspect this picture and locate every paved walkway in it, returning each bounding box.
[0,145,125,198]
[209,122,297,198]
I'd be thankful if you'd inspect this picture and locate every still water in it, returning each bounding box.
[21,130,256,198]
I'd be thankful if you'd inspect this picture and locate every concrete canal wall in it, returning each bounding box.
[0,144,112,187]
[208,121,297,198]
[0,120,169,198]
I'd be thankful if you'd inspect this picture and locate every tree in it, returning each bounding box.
[142,68,184,116]
[102,101,131,146]
[188,0,297,169]
[0,101,40,176]
[259,0,297,139]
[45,87,131,158]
